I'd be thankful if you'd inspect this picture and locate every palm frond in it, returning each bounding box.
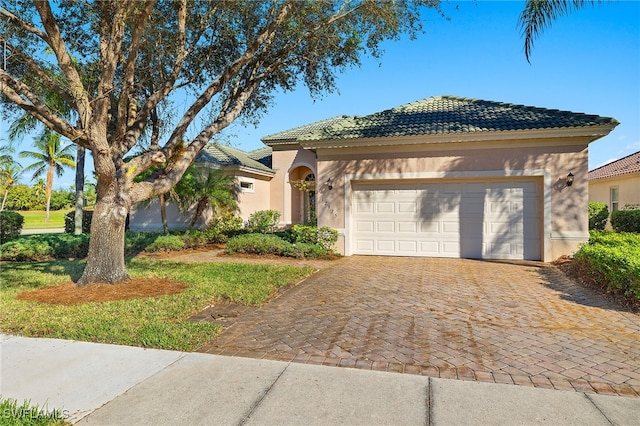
[519,0,599,63]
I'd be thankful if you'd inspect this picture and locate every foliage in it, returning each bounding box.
[18,130,76,221]
[143,235,185,252]
[0,259,313,350]
[0,211,25,242]
[64,210,93,234]
[173,167,239,230]
[225,232,335,259]
[1,1,436,285]
[208,213,244,237]
[0,234,90,261]
[610,205,640,233]
[588,201,609,231]
[574,231,640,301]
[0,397,68,426]
[291,224,338,250]
[245,210,281,234]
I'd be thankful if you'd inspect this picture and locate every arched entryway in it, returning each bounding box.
[289,166,316,224]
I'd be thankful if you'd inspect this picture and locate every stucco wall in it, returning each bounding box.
[312,140,590,261]
[234,174,272,221]
[129,199,210,232]
[589,173,640,211]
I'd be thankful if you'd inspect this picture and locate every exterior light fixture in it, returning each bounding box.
[325,178,333,190]
[566,172,574,187]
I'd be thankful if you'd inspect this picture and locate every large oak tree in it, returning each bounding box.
[0,0,439,285]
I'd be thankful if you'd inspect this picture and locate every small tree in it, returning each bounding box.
[19,130,75,221]
[174,167,239,230]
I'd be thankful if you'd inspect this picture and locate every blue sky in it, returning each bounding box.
[10,1,640,189]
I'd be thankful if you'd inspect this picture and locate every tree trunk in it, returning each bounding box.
[74,147,85,235]
[76,198,130,286]
[188,197,208,230]
[159,194,168,234]
[0,190,8,211]
[45,164,54,222]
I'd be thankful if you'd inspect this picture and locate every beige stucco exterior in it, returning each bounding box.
[589,173,640,212]
[267,137,591,262]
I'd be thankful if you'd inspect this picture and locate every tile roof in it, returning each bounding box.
[263,96,618,143]
[247,146,273,168]
[588,151,640,180]
[261,116,351,144]
[197,143,274,174]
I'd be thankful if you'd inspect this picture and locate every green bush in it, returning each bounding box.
[209,213,243,236]
[181,230,209,248]
[0,211,24,242]
[588,202,609,231]
[64,209,93,233]
[125,232,161,254]
[610,205,640,233]
[0,233,91,261]
[245,210,281,234]
[574,231,640,301]
[144,235,185,252]
[291,224,338,250]
[225,233,290,256]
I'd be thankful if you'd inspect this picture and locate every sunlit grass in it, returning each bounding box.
[0,258,313,351]
[19,210,72,230]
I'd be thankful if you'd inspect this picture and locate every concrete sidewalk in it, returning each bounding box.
[1,335,638,425]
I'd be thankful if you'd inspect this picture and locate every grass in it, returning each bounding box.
[19,210,72,230]
[0,258,313,351]
[0,398,69,425]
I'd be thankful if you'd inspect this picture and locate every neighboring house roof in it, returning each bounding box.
[588,151,640,180]
[197,143,274,175]
[261,115,351,145]
[263,95,618,145]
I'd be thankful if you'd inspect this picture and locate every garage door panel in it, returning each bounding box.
[352,179,541,260]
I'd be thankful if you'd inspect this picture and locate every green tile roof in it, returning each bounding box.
[197,143,274,174]
[265,96,619,143]
[261,116,351,144]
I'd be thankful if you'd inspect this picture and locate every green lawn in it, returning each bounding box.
[0,258,313,351]
[19,210,72,230]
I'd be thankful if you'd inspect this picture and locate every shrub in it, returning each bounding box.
[291,224,338,250]
[245,210,281,234]
[144,235,185,252]
[588,202,609,231]
[225,233,290,256]
[208,213,243,236]
[574,231,640,301]
[64,209,93,233]
[125,232,161,254]
[0,234,90,261]
[611,206,640,233]
[0,211,24,242]
[182,230,209,248]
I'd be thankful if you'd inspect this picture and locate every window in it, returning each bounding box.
[610,187,619,212]
[239,178,255,193]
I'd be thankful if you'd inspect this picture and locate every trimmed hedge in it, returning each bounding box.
[574,231,640,301]
[291,224,338,250]
[0,233,90,261]
[611,208,640,233]
[225,233,335,259]
[64,209,93,233]
[0,211,24,242]
[588,202,609,231]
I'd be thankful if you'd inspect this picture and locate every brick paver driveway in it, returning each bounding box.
[199,256,640,397]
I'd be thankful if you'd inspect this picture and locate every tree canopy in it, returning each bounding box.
[0,0,440,285]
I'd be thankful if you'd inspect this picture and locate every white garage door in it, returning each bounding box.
[351,180,541,260]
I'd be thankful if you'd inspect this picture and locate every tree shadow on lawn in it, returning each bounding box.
[1,259,85,289]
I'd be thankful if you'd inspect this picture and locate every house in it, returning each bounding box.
[588,151,640,215]
[131,95,619,261]
[129,143,275,231]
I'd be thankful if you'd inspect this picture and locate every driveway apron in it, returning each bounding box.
[199,256,640,397]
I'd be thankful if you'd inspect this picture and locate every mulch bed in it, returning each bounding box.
[16,278,188,305]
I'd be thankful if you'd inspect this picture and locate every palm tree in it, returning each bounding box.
[0,162,23,212]
[520,0,604,62]
[19,130,75,221]
[174,167,239,230]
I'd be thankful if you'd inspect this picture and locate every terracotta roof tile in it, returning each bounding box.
[588,151,640,180]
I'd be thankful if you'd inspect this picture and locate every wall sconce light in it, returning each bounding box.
[325,178,333,190]
[566,172,574,187]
